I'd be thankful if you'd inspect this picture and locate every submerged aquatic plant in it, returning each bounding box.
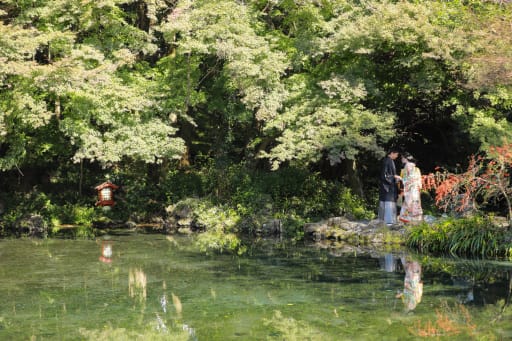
[79,323,190,341]
[263,310,324,341]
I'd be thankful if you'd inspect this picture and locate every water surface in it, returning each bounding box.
[0,232,511,340]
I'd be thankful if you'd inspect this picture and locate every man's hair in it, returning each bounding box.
[387,148,400,155]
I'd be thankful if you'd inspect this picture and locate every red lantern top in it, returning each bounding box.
[95,181,119,206]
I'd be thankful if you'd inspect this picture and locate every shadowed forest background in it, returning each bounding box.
[0,0,511,250]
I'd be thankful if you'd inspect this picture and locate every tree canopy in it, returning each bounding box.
[0,0,511,187]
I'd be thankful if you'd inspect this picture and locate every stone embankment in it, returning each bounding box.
[303,216,408,246]
[163,200,410,244]
[125,200,426,248]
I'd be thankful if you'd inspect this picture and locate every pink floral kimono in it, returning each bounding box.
[399,162,423,223]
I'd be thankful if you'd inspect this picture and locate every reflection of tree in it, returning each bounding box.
[421,257,512,305]
[172,293,183,318]
[129,268,147,302]
[421,257,508,282]
[492,270,512,323]
[408,302,476,338]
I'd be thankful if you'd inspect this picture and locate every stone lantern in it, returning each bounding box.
[95,181,119,207]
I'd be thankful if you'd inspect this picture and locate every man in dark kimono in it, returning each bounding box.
[379,149,400,225]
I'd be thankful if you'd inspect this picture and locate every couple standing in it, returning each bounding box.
[379,149,423,225]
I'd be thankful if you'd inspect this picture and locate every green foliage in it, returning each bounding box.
[0,189,98,238]
[201,163,370,227]
[2,191,55,229]
[258,0,480,169]
[111,175,166,222]
[159,0,288,117]
[1,0,512,250]
[161,170,207,203]
[261,74,396,169]
[145,163,373,248]
[338,188,375,220]
[0,0,185,171]
[161,197,245,254]
[55,204,96,225]
[406,216,512,258]
[276,214,306,240]
[51,224,95,239]
[194,202,246,255]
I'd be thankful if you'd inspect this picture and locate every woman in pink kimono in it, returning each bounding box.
[398,153,423,223]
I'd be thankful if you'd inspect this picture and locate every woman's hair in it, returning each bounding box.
[402,152,417,163]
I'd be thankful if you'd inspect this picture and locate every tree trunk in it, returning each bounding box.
[341,159,364,198]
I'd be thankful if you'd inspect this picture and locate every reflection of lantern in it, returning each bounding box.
[99,241,113,263]
[95,181,119,207]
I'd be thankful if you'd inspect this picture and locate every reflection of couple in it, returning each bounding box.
[396,257,423,311]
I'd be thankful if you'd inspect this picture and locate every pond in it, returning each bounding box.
[0,231,511,340]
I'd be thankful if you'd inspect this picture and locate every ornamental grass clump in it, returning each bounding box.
[406,216,511,258]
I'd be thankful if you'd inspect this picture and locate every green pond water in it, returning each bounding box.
[0,232,511,340]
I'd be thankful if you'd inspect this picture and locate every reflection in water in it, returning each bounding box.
[160,280,168,313]
[172,293,183,317]
[126,270,196,338]
[155,280,169,333]
[160,294,168,313]
[155,282,196,339]
[3,236,512,339]
[155,313,168,333]
[99,241,113,263]
[397,257,423,311]
[128,268,147,301]
[182,323,196,339]
[409,301,477,337]
[380,253,398,272]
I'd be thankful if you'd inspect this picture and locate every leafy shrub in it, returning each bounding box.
[48,204,97,227]
[422,144,512,222]
[1,191,56,236]
[337,188,375,220]
[184,164,376,240]
[160,170,206,202]
[0,187,102,238]
[275,213,306,240]
[110,176,165,221]
[194,202,246,255]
